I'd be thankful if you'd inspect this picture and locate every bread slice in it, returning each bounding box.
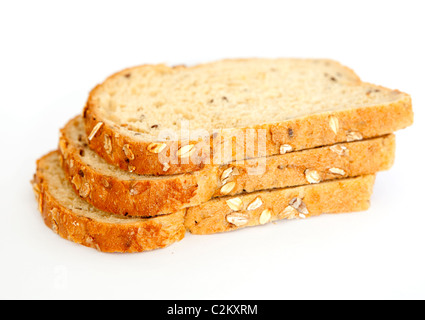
[31,151,185,253]
[60,116,219,218]
[83,58,413,175]
[32,151,375,251]
[185,175,375,235]
[60,116,394,217]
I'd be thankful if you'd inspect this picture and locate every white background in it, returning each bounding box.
[1,0,424,300]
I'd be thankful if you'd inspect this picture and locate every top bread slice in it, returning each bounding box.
[83,58,413,175]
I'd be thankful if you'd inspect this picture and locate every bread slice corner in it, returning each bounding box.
[31,151,186,253]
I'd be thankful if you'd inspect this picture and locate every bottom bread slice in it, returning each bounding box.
[185,174,375,235]
[32,151,375,252]
[32,151,186,253]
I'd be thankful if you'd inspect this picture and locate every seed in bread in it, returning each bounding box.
[185,175,376,235]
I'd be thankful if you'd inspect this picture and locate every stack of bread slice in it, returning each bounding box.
[32,58,413,253]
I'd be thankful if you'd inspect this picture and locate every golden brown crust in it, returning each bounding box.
[32,151,186,253]
[59,116,219,217]
[59,115,395,217]
[215,133,395,196]
[83,96,209,176]
[32,152,376,252]
[267,92,412,154]
[185,175,376,235]
[83,60,413,176]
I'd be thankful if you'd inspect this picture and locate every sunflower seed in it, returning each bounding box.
[247,197,263,211]
[346,130,363,142]
[280,205,299,219]
[147,142,167,153]
[220,167,234,182]
[104,134,112,154]
[220,181,236,195]
[289,197,309,215]
[226,212,249,227]
[305,169,321,184]
[330,145,348,156]
[259,209,272,224]
[329,167,346,175]
[88,122,104,141]
[329,116,339,134]
[123,144,135,160]
[226,197,243,211]
[177,144,195,158]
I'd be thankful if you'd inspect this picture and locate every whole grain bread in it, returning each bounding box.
[32,151,186,253]
[32,152,376,251]
[83,58,413,175]
[60,115,394,217]
[185,175,375,235]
